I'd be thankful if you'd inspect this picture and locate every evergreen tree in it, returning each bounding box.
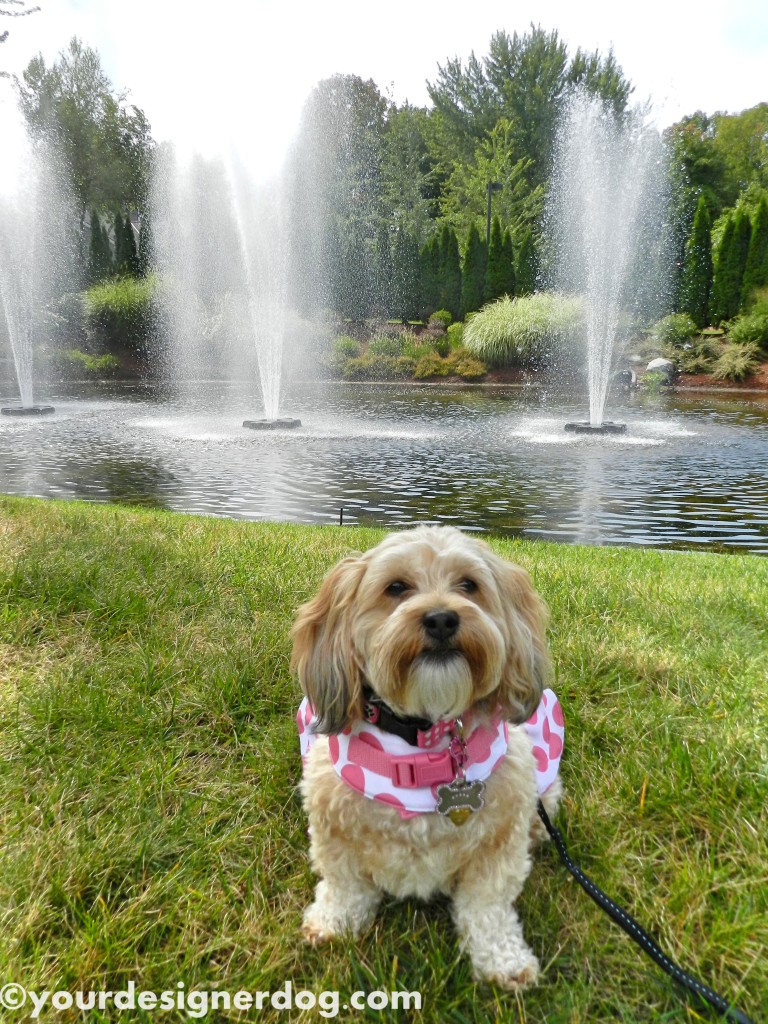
[101,222,112,275]
[461,224,487,317]
[87,210,110,283]
[373,221,394,317]
[516,228,537,295]
[732,208,752,313]
[679,196,713,328]
[709,214,736,325]
[113,210,128,273]
[502,227,517,297]
[392,229,422,322]
[123,214,139,276]
[136,215,150,277]
[742,197,768,304]
[420,235,441,316]
[484,216,508,302]
[438,223,462,319]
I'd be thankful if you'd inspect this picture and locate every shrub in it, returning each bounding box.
[447,322,465,349]
[343,354,415,380]
[728,312,768,348]
[368,334,404,357]
[463,292,583,366]
[413,352,450,379]
[711,342,762,382]
[48,349,122,376]
[446,348,487,380]
[429,309,453,329]
[677,338,722,374]
[653,313,698,346]
[81,274,157,356]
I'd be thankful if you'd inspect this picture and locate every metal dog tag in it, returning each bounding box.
[435,778,485,826]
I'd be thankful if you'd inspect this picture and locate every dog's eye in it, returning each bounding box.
[458,578,478,594]
[386,580,410,597]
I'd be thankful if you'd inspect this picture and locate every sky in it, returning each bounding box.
[1,0,767,182]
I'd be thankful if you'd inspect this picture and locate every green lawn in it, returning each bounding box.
[0,496,765,1023]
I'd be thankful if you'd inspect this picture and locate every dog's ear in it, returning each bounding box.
[290,555,366,733]
[486,554,550,724]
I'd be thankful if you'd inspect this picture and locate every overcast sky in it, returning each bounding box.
[1,0,767,181]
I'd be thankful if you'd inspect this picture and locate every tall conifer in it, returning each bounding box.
[461,224,487,317]
[742,197,768,304]
[502,228,516,297]
[516,229,537,295]
[438,223,462,320]
[484,216,507,302]
[679,196,713,328]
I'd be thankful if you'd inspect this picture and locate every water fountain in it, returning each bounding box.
[150,148,300,430]
[548,91,668,434]
[0,131,76,417]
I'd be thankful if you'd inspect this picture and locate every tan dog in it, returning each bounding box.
[291,525,561,989]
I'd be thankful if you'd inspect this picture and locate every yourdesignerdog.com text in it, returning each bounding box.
[0,980,423,1019]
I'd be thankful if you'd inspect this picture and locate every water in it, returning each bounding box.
[548,92,670,426]
[1,381,767,554]
[150,150,291,420]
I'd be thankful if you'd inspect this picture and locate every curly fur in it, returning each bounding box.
[291,525,560,989]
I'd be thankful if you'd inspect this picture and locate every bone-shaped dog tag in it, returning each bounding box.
[435,778,485,826]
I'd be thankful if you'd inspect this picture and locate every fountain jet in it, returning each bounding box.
[549,91,668,434]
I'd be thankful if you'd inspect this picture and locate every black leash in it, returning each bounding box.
[536,801,756,1024]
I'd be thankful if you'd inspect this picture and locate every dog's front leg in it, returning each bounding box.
[302,836,382,945]
[451,849,539,990]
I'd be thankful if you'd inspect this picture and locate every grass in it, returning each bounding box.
[1,496,766,1023]
[463,293,584,366]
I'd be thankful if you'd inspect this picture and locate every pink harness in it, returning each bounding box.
[298,689,564,819]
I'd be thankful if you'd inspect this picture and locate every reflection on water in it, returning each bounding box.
[1,380,767,553]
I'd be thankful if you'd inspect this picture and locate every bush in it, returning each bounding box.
[48,349,122,377]
[429,309,453,329]
[343,354,416,380]
[332,335,362,359]
[728,312,768,348]
[463,292,583,366]
[368,334,404,357]
[81,274,157,356]
[413,352,450,379]
[711,342,762,382]
[446,348,487,380]
[653,313,698,346]
[447,322,465,349]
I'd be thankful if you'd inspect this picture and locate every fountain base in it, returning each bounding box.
[243,418,302,431]
[2,405,55,417]
[564,421,626,435]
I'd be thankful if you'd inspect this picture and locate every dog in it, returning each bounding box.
[291,525,563,989]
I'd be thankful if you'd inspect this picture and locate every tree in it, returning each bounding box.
[0,0,39,78]
[87,210,111,283]
[461,224,487,317]
[742,197,768,303]
[516,228,537,295]
[502,228,516,298]
[16,38,153,224]
[427,25,633,187]
[381,103,438,243]
[679,195,713,328]
[484,216,510,302]
[391,228,422,322]
[437,224,462,319]
[420,236,441,316]
[709,214,736,325]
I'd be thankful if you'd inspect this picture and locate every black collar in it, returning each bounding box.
[362,687,435,746]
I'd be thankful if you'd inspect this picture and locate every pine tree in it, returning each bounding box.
[461,224,487,317]
[420,236,441,316]
[101,222,113,275]
[113,211,127,273]
[679,196,713,329]
[373,221,394,317]
[516,228,537,295]
[732,208,752,314]
[87,210,110,283]
[123,214,139,276]
[137,216,150,277]
[484,216,507,303]
[742,197,768,305]
[392,229,422,322]
[438,223,462,320]
[709,215,735,325]
[502,228,517,297]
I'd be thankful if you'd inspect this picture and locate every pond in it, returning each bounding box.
[1,379,767,554]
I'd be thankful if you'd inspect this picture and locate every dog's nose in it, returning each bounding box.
[423,609,460,642]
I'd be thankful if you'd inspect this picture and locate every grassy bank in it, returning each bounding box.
[0,497,765,1023]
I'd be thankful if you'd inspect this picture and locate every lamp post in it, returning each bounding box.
[486,180,503,247]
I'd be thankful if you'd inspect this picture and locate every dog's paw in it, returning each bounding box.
[481,952,540,991]
[301,917,337,946]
